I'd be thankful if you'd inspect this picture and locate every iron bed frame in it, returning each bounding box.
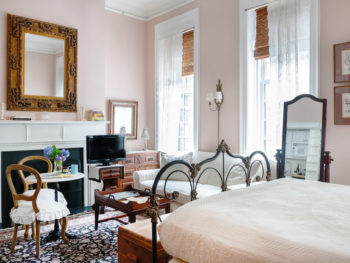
[146,140,272,263]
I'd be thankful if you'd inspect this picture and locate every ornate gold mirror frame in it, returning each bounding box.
[7,14,77,112]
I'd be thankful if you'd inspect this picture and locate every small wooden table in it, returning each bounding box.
[94,185,170,230]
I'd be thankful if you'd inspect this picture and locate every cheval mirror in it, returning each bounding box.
[276,94,333,182]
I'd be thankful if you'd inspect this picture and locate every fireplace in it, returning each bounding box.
[0,120,108,223]
[1,148,84,224]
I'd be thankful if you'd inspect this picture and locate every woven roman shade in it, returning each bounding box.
[182,30,194,76]
[254,6,269,60]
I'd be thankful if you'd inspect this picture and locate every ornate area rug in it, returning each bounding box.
[0,211,127,262]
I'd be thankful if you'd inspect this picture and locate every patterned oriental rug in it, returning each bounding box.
[0,211,128,263]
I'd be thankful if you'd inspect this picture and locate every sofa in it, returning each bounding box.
[134,152,276,210]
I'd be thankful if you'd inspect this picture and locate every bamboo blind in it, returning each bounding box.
[254,6,269,60]
[182,30,194,76]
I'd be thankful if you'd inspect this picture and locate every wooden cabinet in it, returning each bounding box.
[116,151,160,190]
[99,166,124,191]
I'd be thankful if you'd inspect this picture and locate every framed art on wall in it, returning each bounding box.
[334,86,350,125]
[334,42,350,83]
[109,100,138,139]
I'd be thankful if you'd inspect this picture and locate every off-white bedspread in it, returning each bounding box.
[158,178,350,263]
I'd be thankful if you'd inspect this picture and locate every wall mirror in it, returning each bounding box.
[7,14,77,112]
[279,94,328,181]
[109,100,138,140]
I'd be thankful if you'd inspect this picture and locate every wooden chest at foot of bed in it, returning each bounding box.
[118,218,170,263]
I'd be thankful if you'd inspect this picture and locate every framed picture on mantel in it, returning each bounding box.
[109,100,138,139]
[334,86,350,125]
[334,42,350,83]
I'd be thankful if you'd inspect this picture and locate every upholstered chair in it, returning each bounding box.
[6,164,70,257]
[18,156,67,238]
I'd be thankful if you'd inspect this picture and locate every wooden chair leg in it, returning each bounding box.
[61,217,69,244]
[31,223,35,239]
[24,225,29,238]
[43,182,48,188]
[11,224,18,253]
[35,220,40,257]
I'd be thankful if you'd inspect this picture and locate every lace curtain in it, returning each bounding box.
[156,33,183,153]
[268,0,313,150]
[246,0,314,156]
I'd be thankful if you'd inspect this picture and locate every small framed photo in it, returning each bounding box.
[109,100,138,139]
[334,42,350,83]
[334,86,350,124]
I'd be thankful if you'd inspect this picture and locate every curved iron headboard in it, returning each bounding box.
[147,140,271,263]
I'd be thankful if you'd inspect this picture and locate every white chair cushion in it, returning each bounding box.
[10,198,70,225]
[24,189,67,205]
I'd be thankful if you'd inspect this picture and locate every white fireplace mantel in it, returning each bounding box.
[0,120,109,223]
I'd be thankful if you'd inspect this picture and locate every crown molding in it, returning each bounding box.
[105,0,195,22]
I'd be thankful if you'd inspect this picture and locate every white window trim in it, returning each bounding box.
[239,0,320,155]
[154,8,200,153]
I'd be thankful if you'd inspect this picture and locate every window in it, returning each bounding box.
[155,10,199,154]
[178,75,194,151]
[242,0,319,157]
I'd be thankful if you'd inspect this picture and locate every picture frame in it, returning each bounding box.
[334,41,350,83]
[334,86,350,125]
[109,100,138,140]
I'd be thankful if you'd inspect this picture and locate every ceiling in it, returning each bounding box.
[105,0,195,21]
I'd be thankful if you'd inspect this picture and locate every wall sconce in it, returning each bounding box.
[207,80,224,144]
[141,128,150,151]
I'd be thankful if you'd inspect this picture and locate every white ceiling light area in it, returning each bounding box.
[105,0,195,21]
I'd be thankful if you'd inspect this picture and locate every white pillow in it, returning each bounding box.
[159,152,193,181]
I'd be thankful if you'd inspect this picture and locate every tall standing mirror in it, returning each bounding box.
[279,94,329,182]
[7,14,77,112]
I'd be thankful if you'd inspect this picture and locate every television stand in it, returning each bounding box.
[88,164,124,191]
[99,162,112,167]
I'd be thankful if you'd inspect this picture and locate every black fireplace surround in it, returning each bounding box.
[1,148,84,224]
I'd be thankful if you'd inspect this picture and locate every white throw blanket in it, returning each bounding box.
[158,178,350,263]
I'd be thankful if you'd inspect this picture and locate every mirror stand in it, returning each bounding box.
[276,149,333,182]
[277,94,333,182]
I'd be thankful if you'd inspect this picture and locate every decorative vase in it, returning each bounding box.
[54,160,63,173]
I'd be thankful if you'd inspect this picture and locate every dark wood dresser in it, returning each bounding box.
[116,151,160,190]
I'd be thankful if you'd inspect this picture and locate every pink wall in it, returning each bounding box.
[320,0,350,185]
[25,51,56,97]
[145,0,240,152]
[288,98,323,123]
[103,10,146,150]
[0,0,104,120]
[0,0,145,150]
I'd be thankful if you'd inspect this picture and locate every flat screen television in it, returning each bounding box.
[86,135,126,165]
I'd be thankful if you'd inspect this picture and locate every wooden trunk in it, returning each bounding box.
[118,220,169,263]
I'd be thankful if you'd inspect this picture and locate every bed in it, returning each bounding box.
[158,178,350,263]
[147,140,273,262]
